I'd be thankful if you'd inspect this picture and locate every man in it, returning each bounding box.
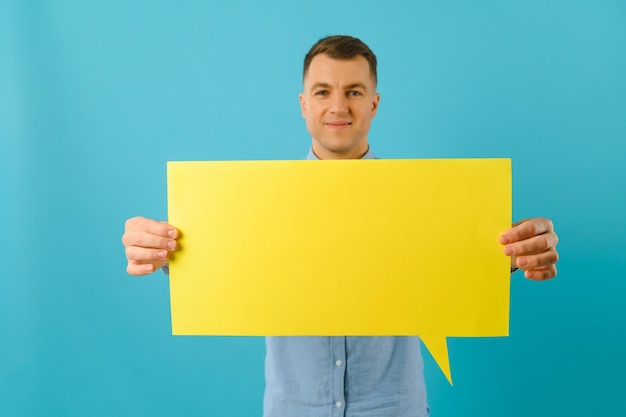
[122,35,559,417]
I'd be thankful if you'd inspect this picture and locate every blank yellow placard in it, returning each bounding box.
[167,159,511,383]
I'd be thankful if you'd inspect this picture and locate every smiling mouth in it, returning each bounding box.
[326,122,352,130]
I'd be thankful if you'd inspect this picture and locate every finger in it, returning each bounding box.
[516,249,559,270]
[125,245,171,262]
[500,218,554,244]
[126,261,160,276]
[123,230,178,251]
[125,217,178,239]
[503,232,558,257]
[524,265,557,281]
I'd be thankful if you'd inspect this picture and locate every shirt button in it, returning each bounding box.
[335,360,342,366]
[336,401,342,408]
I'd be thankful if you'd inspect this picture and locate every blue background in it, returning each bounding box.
[1,1,625,416]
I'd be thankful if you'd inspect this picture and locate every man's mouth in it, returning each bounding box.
[325,121,352,130]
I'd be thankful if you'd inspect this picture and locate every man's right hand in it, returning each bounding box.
[122,216,179,276]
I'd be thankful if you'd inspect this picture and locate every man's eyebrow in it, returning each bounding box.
[310,82,332,91]
[345,83,367,91]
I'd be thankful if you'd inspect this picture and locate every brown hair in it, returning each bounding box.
[303,35,378,84]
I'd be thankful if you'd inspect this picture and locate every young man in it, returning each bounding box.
[122,35,559,417]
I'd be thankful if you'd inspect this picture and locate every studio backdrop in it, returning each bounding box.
[1,1,625,416]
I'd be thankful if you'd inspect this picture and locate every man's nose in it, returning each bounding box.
[329,94,348,113]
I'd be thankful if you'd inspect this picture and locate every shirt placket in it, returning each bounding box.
[330,336,347,417]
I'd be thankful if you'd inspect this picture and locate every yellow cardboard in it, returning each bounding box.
[167,159,511,383]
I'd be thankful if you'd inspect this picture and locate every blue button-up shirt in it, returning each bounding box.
[263,148,430,417]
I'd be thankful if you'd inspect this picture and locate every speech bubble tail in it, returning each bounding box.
[421,334,453,385]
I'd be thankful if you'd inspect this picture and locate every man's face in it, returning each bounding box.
[300,54,380,160]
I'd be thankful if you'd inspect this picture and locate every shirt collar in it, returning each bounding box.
[306,147,377,160]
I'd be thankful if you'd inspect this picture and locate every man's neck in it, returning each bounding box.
[310,144,370,160]
[307,146,376,161]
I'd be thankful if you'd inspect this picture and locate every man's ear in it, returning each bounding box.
[299,93,306,118]
[371,93,380,118]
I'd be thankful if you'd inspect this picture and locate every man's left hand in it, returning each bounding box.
[499,218,559,281]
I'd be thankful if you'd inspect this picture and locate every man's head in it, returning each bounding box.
[300,35,380,160]
[303,35,378,85]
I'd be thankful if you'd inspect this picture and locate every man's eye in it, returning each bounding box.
[347,90,362,97]
[315,90,329,96]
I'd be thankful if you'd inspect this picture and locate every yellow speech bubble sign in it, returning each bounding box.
[167,159,511,383]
